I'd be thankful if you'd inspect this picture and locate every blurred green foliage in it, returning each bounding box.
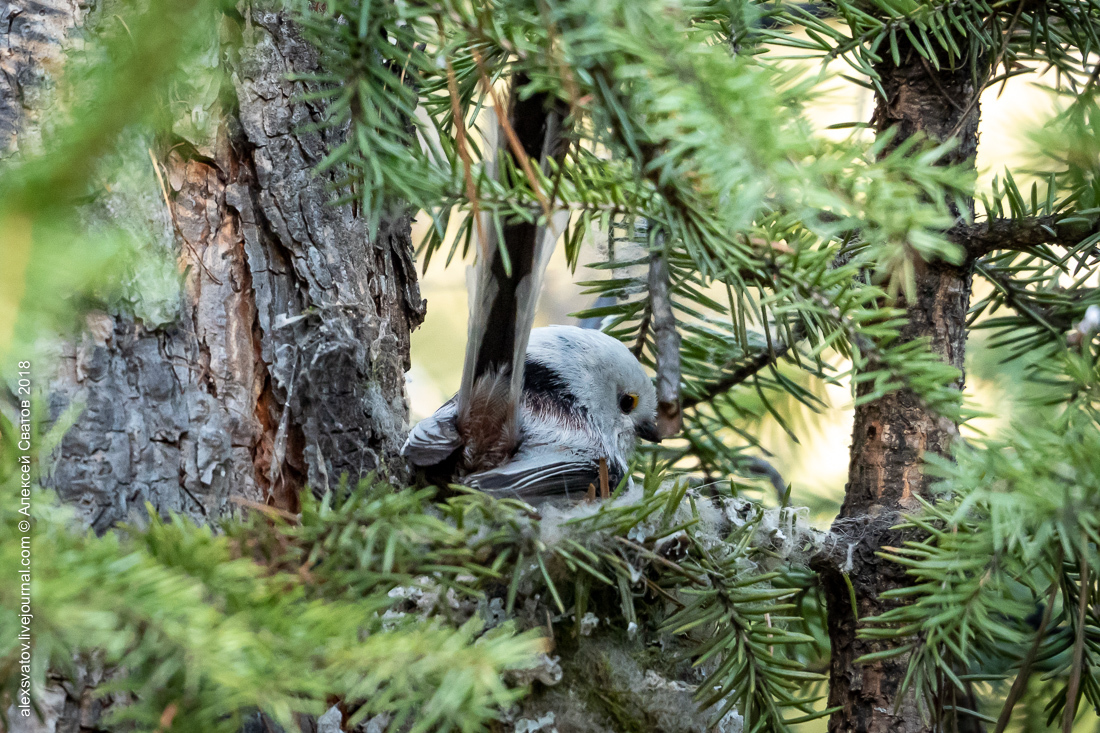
[0,469,540,731]
[0,0,216,365]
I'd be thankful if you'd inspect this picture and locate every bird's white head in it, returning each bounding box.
[525,326,659,465]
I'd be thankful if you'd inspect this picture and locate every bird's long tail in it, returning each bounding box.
[457,77,570,469]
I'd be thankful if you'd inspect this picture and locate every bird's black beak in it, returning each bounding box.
[637,420,661,443]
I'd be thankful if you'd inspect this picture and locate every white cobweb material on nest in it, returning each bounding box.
[535,479,879,572]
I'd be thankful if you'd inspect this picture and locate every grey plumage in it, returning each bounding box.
[403,77,658,501]
[404,326,659,500]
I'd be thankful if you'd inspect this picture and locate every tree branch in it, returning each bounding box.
[974,263,1068,337]
[648,237,683,438]
[681,322,803,411]
[975,262,1099,335]
[952,216,1098,259]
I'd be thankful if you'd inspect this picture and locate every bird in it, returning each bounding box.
[403,325,660,500]
[402,78,659,500]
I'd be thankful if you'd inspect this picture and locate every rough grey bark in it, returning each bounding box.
[0,0,82,157]
[21,4,424,531]
[5,1,424,729]
[647,241,682,439]
[815,35,981,733]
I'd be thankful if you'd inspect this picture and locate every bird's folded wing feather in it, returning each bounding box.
[402,399,462,466]
[465,452,602,500]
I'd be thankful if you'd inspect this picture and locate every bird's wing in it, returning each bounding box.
[402,399,462,467]
[466,451,624,501]
[456,77,570,467]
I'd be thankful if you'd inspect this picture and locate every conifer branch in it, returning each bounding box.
[648,239,683,438]
[1065,559,1090,733]
[952,216,1099,258]
[681,326,802,411]
[975,263,1099,334]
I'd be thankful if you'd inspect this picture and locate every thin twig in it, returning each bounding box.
[470,47,552,224]
[631,308,651,358]
[946,0,1025,141]
[976,263,1065,340]
[148,148,223,286]
[643,576,686,609]
[437,21,487,259]
[598,457,610,499]
[919,54,965,113]
[546,135,573,221]
[681,324,803,411]
[1081,58,1100,97]
[648,235,682,438]
[614,536,706,586]
[1064,557,1090,733]
[535,0,580,110]
[993,568,1060,733]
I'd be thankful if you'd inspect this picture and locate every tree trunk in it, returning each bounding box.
[28,5,423,529]
[5,1,423,729]
[818,38,981,733]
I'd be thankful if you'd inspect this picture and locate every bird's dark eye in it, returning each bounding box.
[619,393,639,414]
